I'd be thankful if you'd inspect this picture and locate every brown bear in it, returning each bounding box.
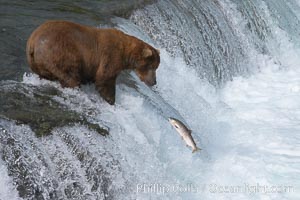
[26,20,160,105]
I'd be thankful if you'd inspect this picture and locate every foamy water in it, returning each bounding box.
[13,43,299,200]
[1,0,300,199]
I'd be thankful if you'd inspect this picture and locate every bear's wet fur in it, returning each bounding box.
[26,20,160,105]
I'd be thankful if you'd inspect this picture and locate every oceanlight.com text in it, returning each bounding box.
[136,182,295,195]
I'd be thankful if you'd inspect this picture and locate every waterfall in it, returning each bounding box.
[1,0,300,199]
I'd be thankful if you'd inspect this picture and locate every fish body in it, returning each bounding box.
[168,117,201,153]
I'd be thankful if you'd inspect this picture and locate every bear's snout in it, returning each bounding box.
[145,78,157,86]
[136,69,157,87]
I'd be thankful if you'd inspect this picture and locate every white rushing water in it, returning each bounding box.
[1,0,300,199]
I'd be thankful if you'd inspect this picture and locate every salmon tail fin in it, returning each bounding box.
[192,147,201,153]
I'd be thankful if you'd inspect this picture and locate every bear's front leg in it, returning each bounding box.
[95,76,117,105]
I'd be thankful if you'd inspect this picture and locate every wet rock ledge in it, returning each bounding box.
[0,81,108,137]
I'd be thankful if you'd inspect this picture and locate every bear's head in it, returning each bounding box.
[131,45,160,86]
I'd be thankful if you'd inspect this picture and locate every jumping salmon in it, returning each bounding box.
[168,117,201,153]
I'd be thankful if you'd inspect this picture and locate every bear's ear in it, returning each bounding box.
[142,48,153,58]
[156,49,160,55]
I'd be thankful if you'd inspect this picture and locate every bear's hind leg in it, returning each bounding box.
[95,76,117,105]
[59,74,81,88]
[50,67,81,88]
